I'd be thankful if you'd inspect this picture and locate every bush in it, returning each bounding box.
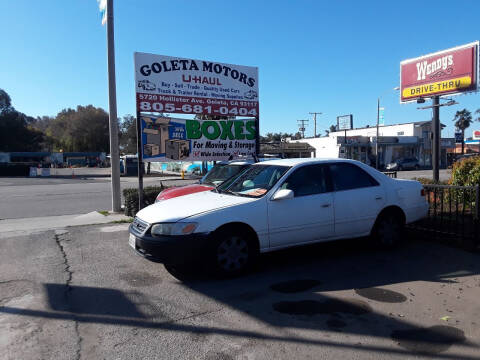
[412,177,448,185]
[451,156,480,187]
[123,184,170,217]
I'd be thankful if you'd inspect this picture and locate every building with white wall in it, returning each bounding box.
[292,121,455,168]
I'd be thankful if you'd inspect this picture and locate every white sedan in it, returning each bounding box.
[129,158,428,276]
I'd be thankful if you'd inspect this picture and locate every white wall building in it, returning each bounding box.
[292,121,455,168]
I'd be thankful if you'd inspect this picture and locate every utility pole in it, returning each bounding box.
[376,97,380,170]
[417,97,458,183]
[106,0,121,212]
[297,119,309,139]
[309,112,322,138]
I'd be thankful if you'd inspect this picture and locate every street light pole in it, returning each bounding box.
[376,97,380,170]
[375,87,399,170]
[106,0,121,212]
[309,112,322,138]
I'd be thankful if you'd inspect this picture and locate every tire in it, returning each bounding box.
[372,212,404,248]
[414,164,419,170]
[211,229,257,277]
[398,165,403,171]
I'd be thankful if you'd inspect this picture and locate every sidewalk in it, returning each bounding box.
[0,211,131,238]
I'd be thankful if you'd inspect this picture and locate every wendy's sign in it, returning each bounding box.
[400,42,479,103]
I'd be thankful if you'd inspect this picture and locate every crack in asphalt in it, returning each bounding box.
[54,231,82,360]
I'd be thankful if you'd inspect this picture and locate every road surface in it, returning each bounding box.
[0,224,478,359]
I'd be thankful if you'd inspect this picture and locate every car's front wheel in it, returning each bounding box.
[212,229,257,277]
[372,212,404,248]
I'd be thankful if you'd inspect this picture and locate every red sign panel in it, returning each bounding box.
[136,93,259,117]
[400,42,479,103]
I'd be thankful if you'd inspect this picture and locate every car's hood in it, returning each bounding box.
[136,190,257,224]
[157,184,213,201]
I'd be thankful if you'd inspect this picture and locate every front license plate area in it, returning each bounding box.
[129,234,136,249]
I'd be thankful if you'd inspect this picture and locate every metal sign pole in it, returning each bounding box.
[255,115,260,156]
[136,111,144,211]
[106,0,121,212]
[432,96,440,182]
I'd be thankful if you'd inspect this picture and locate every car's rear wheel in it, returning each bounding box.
[212,229,257,277]
[372,212,404,248]
[398,165,403,171]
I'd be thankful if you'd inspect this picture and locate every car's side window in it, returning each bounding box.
[281,165,328,197]
[329,163,379,191]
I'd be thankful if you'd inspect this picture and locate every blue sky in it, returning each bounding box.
[1,0,479,138]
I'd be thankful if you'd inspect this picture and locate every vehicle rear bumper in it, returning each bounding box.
[405,202,429,223]
[128,229,210,264]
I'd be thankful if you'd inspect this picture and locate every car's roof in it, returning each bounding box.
[251,158,358,167]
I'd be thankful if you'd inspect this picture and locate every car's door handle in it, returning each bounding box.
[321,203,331,208]
[375,196,383,200]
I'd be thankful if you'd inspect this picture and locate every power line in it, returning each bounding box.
[297,119,309,139]
[309,112,322,138]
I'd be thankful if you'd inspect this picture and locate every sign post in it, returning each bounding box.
[337,115,353,160]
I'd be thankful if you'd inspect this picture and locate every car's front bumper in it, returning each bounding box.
[128,224,210,264]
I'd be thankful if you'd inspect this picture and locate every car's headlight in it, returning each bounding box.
[151,222,198,236]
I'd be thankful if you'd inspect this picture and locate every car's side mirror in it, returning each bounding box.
[271,189,294,201]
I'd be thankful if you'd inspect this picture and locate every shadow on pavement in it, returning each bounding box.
[1,236,479,358]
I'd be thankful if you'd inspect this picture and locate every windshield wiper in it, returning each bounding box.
[220,189,240,196]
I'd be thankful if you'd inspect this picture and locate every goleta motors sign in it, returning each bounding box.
[400,42,479,103]
[134,52,259,116]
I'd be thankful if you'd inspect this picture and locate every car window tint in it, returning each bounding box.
[329,163,379,191]
[282,165,328,197]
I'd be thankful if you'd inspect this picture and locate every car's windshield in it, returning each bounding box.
[201,164,248,186]
[221,165,290,198]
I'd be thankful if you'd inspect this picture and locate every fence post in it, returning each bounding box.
[475,185,480,221]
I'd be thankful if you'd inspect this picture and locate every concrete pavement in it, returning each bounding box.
[0,211,131,238]
[0,176,197,220]
[1,222,480,359]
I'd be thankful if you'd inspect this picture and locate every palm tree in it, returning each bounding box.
[453,109,472,154]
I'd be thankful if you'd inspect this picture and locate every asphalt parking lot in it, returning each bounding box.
[1,224,479,359]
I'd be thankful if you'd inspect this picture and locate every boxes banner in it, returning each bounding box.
[400,42,479,103]
[141,116,256,162]
[134,52,259,117]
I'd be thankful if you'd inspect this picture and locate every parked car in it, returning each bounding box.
[129,158,428,277]
[155,159,253,202]
[155,157,279,202]
[386,157,420,171]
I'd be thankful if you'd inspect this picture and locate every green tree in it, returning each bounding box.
[119,114,138,154]
[329,124,337,133]
[46,105,110,152]
[453,109,473,154]
[475,108,480,122]
[0,89,44,151]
